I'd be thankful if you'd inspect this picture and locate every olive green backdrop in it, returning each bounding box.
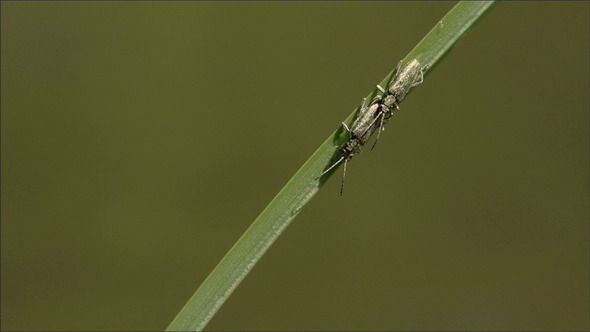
[2,1,588,331]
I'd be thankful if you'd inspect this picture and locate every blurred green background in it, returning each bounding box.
[1,1,588,331]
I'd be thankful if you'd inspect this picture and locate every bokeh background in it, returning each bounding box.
[2,1,588,331]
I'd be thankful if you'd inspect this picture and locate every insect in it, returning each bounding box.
[318,59,429,195]
[317,99,385,195]
[369,59,429,148]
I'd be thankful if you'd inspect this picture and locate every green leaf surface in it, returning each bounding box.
[167,2,498,331]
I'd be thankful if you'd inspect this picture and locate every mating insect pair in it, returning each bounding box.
[318,59,429,195]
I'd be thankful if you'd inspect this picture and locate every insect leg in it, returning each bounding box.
[358,97,370,114]
[411,64,429,87]
[341,122,351,133]
[373,85,387,103]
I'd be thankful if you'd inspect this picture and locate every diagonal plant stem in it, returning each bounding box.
[167,1,498,331]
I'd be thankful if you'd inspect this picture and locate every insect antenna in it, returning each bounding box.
[317,155,345,179]
[371,103,396,151]
[371,112,386,151]
[340,158,349,196]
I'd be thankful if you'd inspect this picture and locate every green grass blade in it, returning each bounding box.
[167,2,497,331]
